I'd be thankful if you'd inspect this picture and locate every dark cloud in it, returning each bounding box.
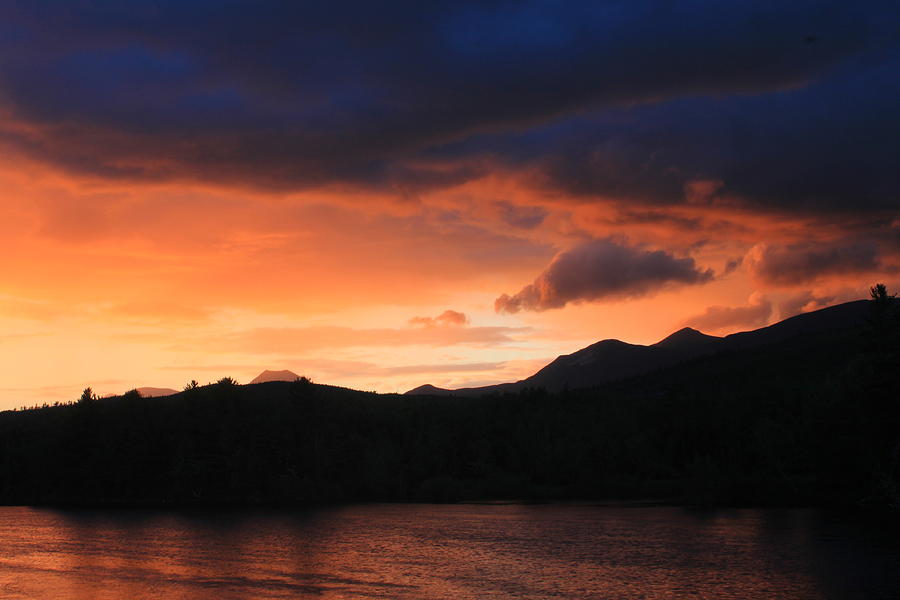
[747,240,884,285]
[0,0,896,213]
[495,238,713,313]
[682,294,772,332]
[496,202,548,230]
[723,258,743,275]
[436,48,900,212]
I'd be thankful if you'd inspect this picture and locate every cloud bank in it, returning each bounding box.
[0,1,896,215]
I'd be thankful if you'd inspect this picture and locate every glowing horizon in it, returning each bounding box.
[1,2,898,408]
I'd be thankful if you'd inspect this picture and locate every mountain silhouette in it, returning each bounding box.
[405,384,453,395]
[250,369,302,384]
[406,299,874,395]
[1,296,896,508]
[653,326,721,349]
[135,387,179,398]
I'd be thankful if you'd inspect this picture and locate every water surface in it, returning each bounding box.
[0,504,897,599]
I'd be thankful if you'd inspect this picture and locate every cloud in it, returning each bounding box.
[211,324,532,354]
[304,359,500,377]
[105,301,211,323]
[746,240,883,285]
[160,359,500,378]
[495,201,548,229]
[495,238,714,313]
[482,54,900,213]
[0,0,895,216]
[723,257,743,275]
[409,309,468,327]
[2,1,899,408]
[778,290,838,319]
[0,333,50,342]
[158,363,260,373]
[383,361,497,375]
[682,293,772,332]
[0,295,65,321]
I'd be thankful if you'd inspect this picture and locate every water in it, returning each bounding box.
[0,504,898,599]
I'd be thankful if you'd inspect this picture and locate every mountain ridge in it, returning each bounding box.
[1,295,896,509]
[135,387,179,398]
[250,369,302,384]
[406,299,875,396]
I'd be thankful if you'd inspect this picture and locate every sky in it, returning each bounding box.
[1,1,898,408]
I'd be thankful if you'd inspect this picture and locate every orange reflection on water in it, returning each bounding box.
[0,505,898,599]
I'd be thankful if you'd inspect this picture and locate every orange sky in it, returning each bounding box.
[1,157,895,409]
[1,2,898,408]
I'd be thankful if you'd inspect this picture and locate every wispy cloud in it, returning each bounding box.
[209,324,533,355]
[682,293,772,333]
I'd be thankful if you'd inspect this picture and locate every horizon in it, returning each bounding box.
[2,2,899,408]
[14,294,881,404]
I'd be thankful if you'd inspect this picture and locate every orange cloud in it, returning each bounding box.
[0,146,893,408]
[211,324,533,355]
[682,293,772,334]
[409,309,469,327]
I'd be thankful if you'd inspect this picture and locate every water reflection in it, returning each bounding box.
[0,505,897,599]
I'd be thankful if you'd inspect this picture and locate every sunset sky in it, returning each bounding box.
[1,1,898,408]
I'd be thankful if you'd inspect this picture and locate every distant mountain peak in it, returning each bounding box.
[405,384,453,396]
[654,327,720,348]
[250,369,301,384]
[135,387,178,398]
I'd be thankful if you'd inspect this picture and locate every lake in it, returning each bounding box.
[0,504,898,599]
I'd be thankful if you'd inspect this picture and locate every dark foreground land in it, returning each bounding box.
[1,299,898,509]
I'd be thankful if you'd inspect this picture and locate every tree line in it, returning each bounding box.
[0,292,896,508]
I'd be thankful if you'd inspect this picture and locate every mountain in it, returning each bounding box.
[405,384,453,395]
[250,369,301,384]
[720,299,870,350]
[405,326,723,396]
[1,296,895,508]
[135,387,179,398]
[654,327,721,350]
[406,299,877,396]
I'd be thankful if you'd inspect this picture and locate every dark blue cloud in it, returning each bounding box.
[0,0,896,211]
[429,43,900,212]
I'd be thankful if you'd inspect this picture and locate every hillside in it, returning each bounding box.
[0,297,896,508]
[406,300,875,395]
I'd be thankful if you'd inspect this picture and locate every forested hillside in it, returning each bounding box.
[0,298,897,508]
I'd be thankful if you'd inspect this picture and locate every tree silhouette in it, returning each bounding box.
[184,380,200,391]
[870,283,894,303]
[1,292,898,508]
[78,387,95,404]
[861,281,900,395]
